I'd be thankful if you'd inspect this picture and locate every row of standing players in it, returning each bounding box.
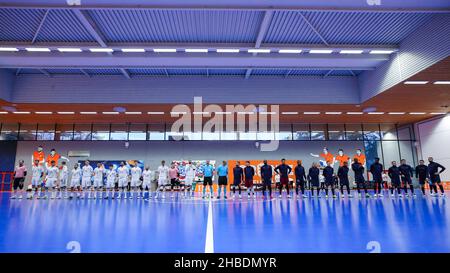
[10,156,447,200]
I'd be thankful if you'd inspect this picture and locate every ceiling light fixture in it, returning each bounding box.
[433,81,450,85]
[57,112,75,114]
[25,48,50,52]
[153,48,177,53]
[281,112,298,115]
[80,112,97,114]
[368,112,384,115]
[303,112,320,115]
[121,48,145,53]
[309,49,333,54]
[57,48,82,52]
[404,81,428,84]
[278,49,302,54]
[185,49,208,53]
[0,47,19,52]
[340,50,363,54]
[248,49,270,53]
[147,112,165,115]
[102,112,119,114]
[124,112,142,114]
[216,49,240,53]
[369,50,395,54]
[346,112,364,115]
[325,112,342,115]
[35,112,52,114]
[388,112,406,115]
[89,48,114,53]
[13,111,31,114]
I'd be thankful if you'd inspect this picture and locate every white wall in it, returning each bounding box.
[416,114,450,181]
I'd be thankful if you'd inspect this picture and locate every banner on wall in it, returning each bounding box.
[227,160,297,184]
[76,160,145,171]
[172,160,216,183]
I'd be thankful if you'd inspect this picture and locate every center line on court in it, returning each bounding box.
[204,198,214,253]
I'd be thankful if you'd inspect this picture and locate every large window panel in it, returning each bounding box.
[128,124,147,140]
[220,131,237,140]
[293,124,310,140]
[148,124,165,140]
[328,124,345,140]
[397,126,413,141]
[18,124,37,140]
[55,124,74,141]
[73,124,92,141]
[0,123,19,140]
[382,140,400,167]
[310,124,326,140]
[203,132,220,140]
[363,124,381,140]
[36,124,55,141]
[92,124,110,141]
[345,124,363,140]
[399,140,416,166]
[274,124,292,140]
[239,131,257,140]
[183,131,202,141]
[110,124,128,141]
[380,124,397,140]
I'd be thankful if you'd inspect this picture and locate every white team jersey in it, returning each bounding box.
[107,169,117,182]
[142,170,153,183]
[94,167,105,180]
[117,166,129,179]
[71,168,82,181]
[158,165,169,179]
[185,165,196,177]
[32,165,44,178]
[60,165,69,179]
[82,165,94,177]
[46,166,59,179]
[131,167,142,181]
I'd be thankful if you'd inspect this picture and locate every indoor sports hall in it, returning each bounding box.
[0,0,449,254]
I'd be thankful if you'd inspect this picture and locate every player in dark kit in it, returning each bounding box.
[260,160,273,199]
[338,161,352,197]
[352,158,369,198]
[308,162,320,197]
[244,161,256,199]
[399,159,415,197]
[427,157,446,197]
[294,160,307,198]
[370,157,384,198]
[275,159,292,199]
[322,162,336,198]
[415,160,429,196]
[232,161,244,199]
[388,161,402,197]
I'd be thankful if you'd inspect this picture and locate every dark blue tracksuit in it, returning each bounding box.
[352,162,367,194]
[294,165,306,194]
[428,161,446,194]
[338,166,350,194]
[232,167,243,195]
[260,164,273,196]
[388,166,401,194]
[370,162,384,193]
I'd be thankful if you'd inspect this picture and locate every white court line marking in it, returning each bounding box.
[204,197,214,253]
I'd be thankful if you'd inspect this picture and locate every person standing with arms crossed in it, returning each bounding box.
[260,160,273,199]
[275,158,292,199]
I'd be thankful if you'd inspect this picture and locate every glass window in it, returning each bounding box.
[0,123,19,140]
[397,126,412,140]
[345,124,363,140]
[363,124,381,140]
[381,140,400,167]
[73,124,92,141]
[220,131,237,140]
[128,124,147,140]
[92,124,110,141]
[259,131,275,140]
[328,124,345,140]
[239,131,257,140]
[18,124,37,140]
[36,124,55,140]
[183,131,202,141]
[148,124,165,140]
[55,124,74,140]
[110,124,128,141]
[203,132,220,140]
[364,140,382,170]
[380,124,397,140]
[310,124,326,140]
[274,124,292,140]
[293,124,310,140]
[399,140,416,166]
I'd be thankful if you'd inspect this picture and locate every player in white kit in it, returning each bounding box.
[45,160,59,199]
[93,163,105,199]
[58,161,69,199]
[81,160,94,199]
[117,162,130,199]
[184,161,196,198]
[142,166,153,199]
[69,163,82,199]
[155,160,169,199]
[29,159,44,199]
[105,165,117,199]
[130,163,142,199]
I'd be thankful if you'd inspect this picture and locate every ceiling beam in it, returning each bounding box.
[0,41,399,52]
[80,69,90,77]
[1,1,449,13]
[0,52,388,69]
[119,68,131,79]
[298,12,329,46]
[247,10,274,78]
[72,9,108,48]
[323,70,333,78]
[38,69,51,77]
[245,69,252,79]
[31,10,49,44]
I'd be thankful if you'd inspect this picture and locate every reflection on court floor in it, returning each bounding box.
[1,192,449,253]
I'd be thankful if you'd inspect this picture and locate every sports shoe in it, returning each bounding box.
[10,195,16,199]
[365,193,370,198]
[239,195,242,199]
[333,195,337,198]
[348,194,353,198]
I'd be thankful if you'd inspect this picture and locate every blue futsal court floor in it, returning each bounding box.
[1,191,450,253]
